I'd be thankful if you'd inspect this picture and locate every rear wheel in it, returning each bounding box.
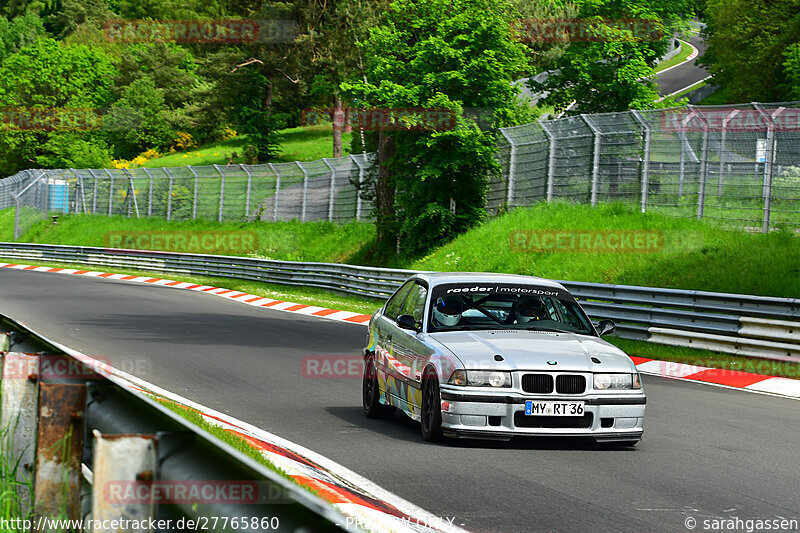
[420,370,444,442]
[363,357,395,419]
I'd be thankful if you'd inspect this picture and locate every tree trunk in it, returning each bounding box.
[375,131,396,247]
[332,92,344,158]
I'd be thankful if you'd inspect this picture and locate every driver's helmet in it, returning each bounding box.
[432,296,464,327]
[517,297,547,323]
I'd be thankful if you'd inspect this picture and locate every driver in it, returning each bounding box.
[432,296,464,327]
[516,297,547,323]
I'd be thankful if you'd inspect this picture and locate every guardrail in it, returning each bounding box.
[0,314,353,532]
[0,242,798,361]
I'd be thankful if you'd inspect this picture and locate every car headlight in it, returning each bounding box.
[448,370,511,388]
[594,373,642,390]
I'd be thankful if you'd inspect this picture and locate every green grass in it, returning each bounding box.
[697,86,733,106]
[655,40,694,73]
[139,124,349,169]
[19,214,375,264]
[0,208,15,242]
[672,79,709,100]
[409,202,800,298]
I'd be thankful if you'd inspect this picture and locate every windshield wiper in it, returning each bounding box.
[525,327,575,334]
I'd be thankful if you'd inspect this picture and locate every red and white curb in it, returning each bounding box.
[630,356,800,399]
[0,262,373,326]
[5,262,800,402]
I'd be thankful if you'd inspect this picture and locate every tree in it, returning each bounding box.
[530,0,690,114]
[343,0,531,257]
[0,38,117,175]
[104,77,176,156]
[0,13,44,63]
[700,0,800,102]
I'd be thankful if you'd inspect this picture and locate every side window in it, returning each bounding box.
[384,282,414,320]
[552,298,582,328]
[400,283,428,323]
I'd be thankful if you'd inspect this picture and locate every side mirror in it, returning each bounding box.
[596,319,616,336]
[396,314,421,333]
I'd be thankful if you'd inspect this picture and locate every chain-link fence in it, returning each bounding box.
[2,102,800,240]
[496,102,800,230]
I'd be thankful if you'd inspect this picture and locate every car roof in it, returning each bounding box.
[411,272,568,291]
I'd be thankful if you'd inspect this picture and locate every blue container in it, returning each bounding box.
[48,180,69,213]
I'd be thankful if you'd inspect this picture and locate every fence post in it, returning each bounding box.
[754,104,782,232]
[188,165,199,219]
[163,167,175,221]
[631,110,651,213]
[499,129,517,206]
[34,379,86,521]
[678,132,686,197]
[694,107,710,219]
[540,121,556,202]
[70,169,88,215]
[91,432,158,532]
[214,164,226,222]
[12,192,20,240]
[142,168,155,217]
[0,352,40,512]
[88,169,99,215]
[240,164,252,218]
[122,169,140,219]
[581,115,602,206]
[103,169,115,216]
[323,158,336,222]
[43,171,50,217]
[269,163,281,222]
[718,110,739,196]
[298,161,309,222]
[350,155,364,221]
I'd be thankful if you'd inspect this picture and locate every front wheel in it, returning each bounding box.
[363,357,395,419]
[420,370,444,442]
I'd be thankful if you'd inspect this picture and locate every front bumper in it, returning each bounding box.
[439,388,645,441]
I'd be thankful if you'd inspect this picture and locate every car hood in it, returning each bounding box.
[430,329,635,373]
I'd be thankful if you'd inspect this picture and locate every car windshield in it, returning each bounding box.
[427,282,594,335]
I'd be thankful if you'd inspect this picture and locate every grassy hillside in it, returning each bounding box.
[410,202,800,298]
[139,124,350,169]
[3,202,799,297]
[18,214,374,264]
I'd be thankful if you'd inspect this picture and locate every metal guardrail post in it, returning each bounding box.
[70,168,88,215]
[142,168,155,217]
[164,167,175,222]
[214,164,226,222]
[188,165,199,219]
[540,121,556,202]
[92,432,158,531]
[0,352,40,512]
[34,380,86,521]
[323,158,336,222]
[580,115,602,206]
[631,110,651,213]
[298,161,309,222]
[498,129,517,206]
[269,163,280,222]
[241,164,253,218]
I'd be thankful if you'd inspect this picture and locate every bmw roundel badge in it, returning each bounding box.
[546,360,557,366]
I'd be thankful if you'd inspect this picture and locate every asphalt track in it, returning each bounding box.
[656,34,709,97]
[2,269,799,533]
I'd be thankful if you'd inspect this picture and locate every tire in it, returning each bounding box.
[363,357,395,419]
[420,370,444,442]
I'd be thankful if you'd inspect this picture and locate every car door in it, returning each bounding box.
[373,281,414,374]
[385,282,432,416]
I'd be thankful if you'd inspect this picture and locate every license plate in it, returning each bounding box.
[525,400,585,416]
